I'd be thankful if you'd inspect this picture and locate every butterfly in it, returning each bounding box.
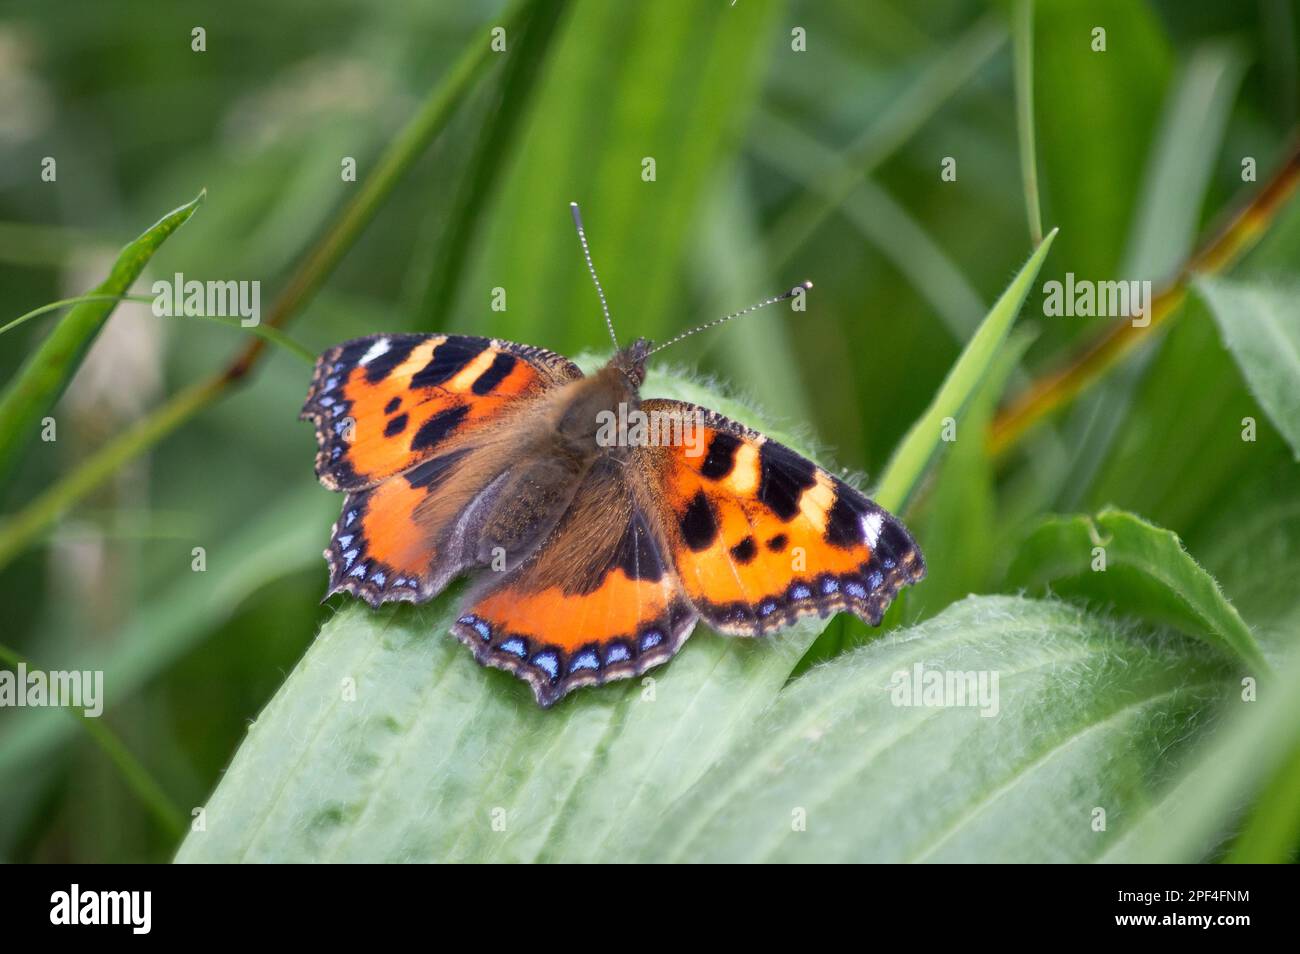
[300,204,925,707]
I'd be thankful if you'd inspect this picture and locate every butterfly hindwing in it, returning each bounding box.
[301,334,582,491]
[639,399,925,635]
[452,458,698,706]
[323,450,476,606]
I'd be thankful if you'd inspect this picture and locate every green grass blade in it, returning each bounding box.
[2,294,313,365]
[262,1,536,333]
[465,0,783,355]
[1033,0,1172,282]
[873,229,1056,512]
[0,642,186,838]
[173,315,314,364]
[752,112,987,343]
[1013,0,1043,245]
[764,14,1006,268]
[0,487,331,783]
[0,191,204,487]
[417,0,569,328]
[1057,43,1247,509]
[0,377,223,572]
[0,294,154,337]
[903,329,1035,625]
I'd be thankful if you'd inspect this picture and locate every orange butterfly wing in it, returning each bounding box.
[638,399,925,634]
[301,334,581,605]
[300,334,580,491]
[452,457,697,707]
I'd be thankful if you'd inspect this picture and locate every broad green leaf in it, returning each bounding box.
[0,191,204,486]
[874,229,1056,512]
[175,598,824,864]
[639,595,1230,863]
[1195,276,1300,460]
[1101,648,1300,863]
[175,371,830,863]
[1007,509,1270,675]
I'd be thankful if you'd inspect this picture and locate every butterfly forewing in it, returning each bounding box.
[301,333,581,491]
[637,399,925,635]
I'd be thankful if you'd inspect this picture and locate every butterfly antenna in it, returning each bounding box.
[570,202,619,350]
[647,281,813,357]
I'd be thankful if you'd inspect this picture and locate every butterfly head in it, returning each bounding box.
[611,337,652,389]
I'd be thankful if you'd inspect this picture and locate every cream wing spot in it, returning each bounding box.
[797,472,836,533]
[447,348,498,392]
[723,441,761,495]
[395,338,442,381]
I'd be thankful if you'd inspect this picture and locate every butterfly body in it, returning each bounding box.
[302,332,924,706]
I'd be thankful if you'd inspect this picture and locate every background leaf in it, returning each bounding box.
[1194,276,1300,460]
[1100,647,1300,863]
[0,192,203,487]
[641,595,1231,863]
[1007,509,1271,674]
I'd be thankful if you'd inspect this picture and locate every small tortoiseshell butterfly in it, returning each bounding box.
[301,204,925,706]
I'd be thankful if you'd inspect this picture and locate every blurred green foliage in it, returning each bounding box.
[0,0,1297,862]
